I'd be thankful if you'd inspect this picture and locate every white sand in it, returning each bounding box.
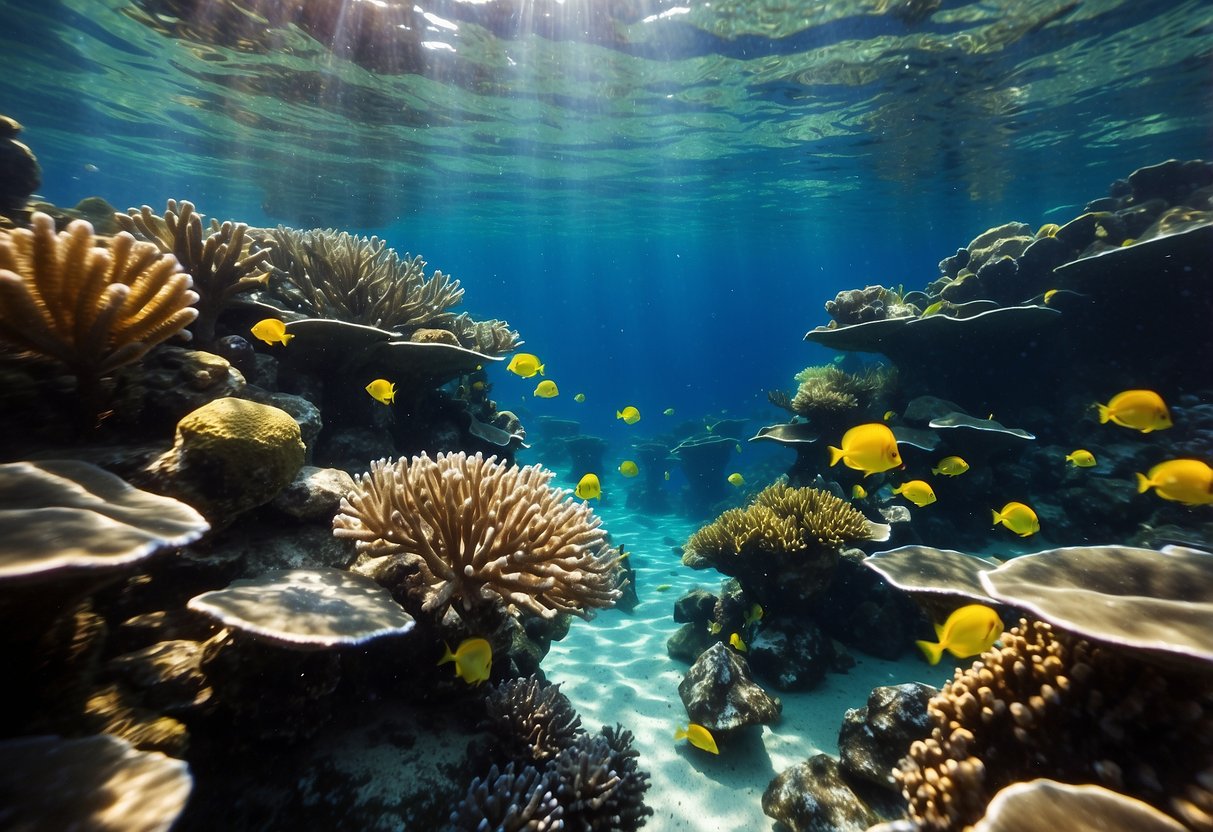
[544,506,934,831]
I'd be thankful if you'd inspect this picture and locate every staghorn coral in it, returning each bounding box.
[0,213,197,397]
[553,726,653,832]
[117,199,271,343]
[484,674,583,764]
[449,762,563,832]
[334,452,622,622]
[896,618,1213,832]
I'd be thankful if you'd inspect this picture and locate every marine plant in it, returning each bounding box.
[334,452,622,625]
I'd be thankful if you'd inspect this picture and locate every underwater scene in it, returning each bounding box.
[1,0,1212,829]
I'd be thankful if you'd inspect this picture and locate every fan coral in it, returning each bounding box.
[449,763,563,832]
[895,618,1213,831]
[117,200,271,343]
[552,726,653,832]
[484,674,583,764]
[0,212,197,386]
[334,452,622,622]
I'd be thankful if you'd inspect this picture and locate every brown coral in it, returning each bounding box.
[896,618,1213,831]
[334,452,621,622]
[785,365,894,430]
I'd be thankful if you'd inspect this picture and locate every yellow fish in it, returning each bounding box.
[707,621,722,634]
[674,723,719,755]
[506,353,544,378]
[735,443,743,454]
[574,393,586,403]
[1121,238,1136,247]
[916,604,1004,666]
[827,423,902,475]
[920,302,944,318]
[1042,289,1059,305]
[471,381,486,391]
[851,484,867,500]
[1136,459,1213,506]
[664,471,670,481]
[1065,449,1097,468]
[1036,223,1060,238]
[663,408,675,416]
[533,379,559,398]
[655,584,672,592]
[883,410,897,421]
[365,379,396,405]
[618,460,639,477]
[574,473,601,500]
[617,406,641,425]
[932,456,969,477]
[438,638,493,685]
[893,480,936,508]
[728,632,747,652]
[744,604,764,626]
[250,318,293,346]
[992,501,1039,537]
[727,472,745,486]
[1096,389,1172,433]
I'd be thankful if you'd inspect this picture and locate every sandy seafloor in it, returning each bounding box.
[544,504,946,832]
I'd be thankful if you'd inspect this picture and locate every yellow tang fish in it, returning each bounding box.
[851,484,867,500]
[992,501,1039,537]
[574,473,601,500]
[744,604,764,626]
[1136,459,1213,506]
[1036,223,1060,238]
[506,353,544,378]
[707,621,722,634]
[663,407,675,416]
[617,406,641,425]
[893,480,936,508]
[916,604,1004,665]
[727,472,745,486]
[471,381,486,391]
[574,393,586,403]
[827,423,902,475]
[664,471,670,481]
[438,637,493,685]
[1096,389,1172,433]
[728,632,747,652]
[1042,289,1059,305]
[1065,449,1097,468]
[655,584,672,592]
[883,410,898,421]
[618,460,639,477]
[932,456,969,477]
[533,379,559,398]
[250,318,293,346]
[365,379,396,405]
[674,723,719,755]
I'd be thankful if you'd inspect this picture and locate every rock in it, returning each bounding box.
[106,639,214,717]
[318,427,396,472]
[748,617,834,691]
[666,622,715,664]
[1126,158,1213,205]
[272,466,356,523]
[119,347,247,433]
[762,754,881,832]
[0,115,40,215]
[678,642,781,733]
[673,588,718,624]
[838,682,936,789]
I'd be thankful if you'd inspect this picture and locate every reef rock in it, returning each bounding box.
[762,754,882,832]
[838,682,936,789]
[678,642,781,733]
[748,617,835,692]
[272,466,356,523]
[0,115,39,216]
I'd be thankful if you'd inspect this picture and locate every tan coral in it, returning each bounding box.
[334,452,621,621]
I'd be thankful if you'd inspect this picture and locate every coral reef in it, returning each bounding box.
[449,762,563,831]
[826,284,920,326]
[483,674,583,765]
[552,726,653,832]
[787,364,894,431]
[335,452,622,624]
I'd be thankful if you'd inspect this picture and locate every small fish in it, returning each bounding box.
[932,456,970,477]
[992,501,1039,537]
[883,410,898,421]
[827,423,902,476]
[916,604,1004,666]
[663,407,675,416]
[674,724,719,755]
[1096,389,1172,433]
[365,379,396,405]
[728,632,747,652]
[574,393,586,403]
[743,604,764,626]
[735,443,743,454]
[1036,223,1061,238]
[618,460,639,477]
[727,472,745,486]
[664,471,670,481]
[506,353,544,378]
[471,381,486,391]
[618,546,629,560]
[1042,289,1059,305]
[438,638,493,685]
[250,318,293,346]
[893,480,936,508]
[574,473,601,500]
[707,621,722,634]
[83,162,99,173]
[1121,238,1136,247]
[617,406,641,425]
[851,484,867,500]
[1136,459,1213,506]
[1065,449,1097,468]
[831,354,845,365]
[533,379,559,398]
[920,302,944,318]
[655,584,672,592]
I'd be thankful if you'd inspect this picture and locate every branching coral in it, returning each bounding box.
[788,365,893,426]
[552,726,653,832]
[449,762,563,832]
[0,213,197,404]
[896,618,1213,832]
[116,200,271,343]
[484,674,583,764]
[334,452,622,622]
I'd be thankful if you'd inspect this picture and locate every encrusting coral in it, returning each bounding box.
[116,199,271,343]
[334,452,622,623]
[895,618,1213,832]
[483,674,583,764]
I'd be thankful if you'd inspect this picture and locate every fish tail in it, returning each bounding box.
[1096,403,1110,424]
[673,727,688,741]
[930,466,941,475]
[282,333,294,344]
[437,643,455,667]
[915,640,944,666]
[1135,472,1152,494]
[827,446,845,467]
[991,509,1003,526]
[538,363,545,376]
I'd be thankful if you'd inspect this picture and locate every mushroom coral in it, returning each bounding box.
[334,452,622,623]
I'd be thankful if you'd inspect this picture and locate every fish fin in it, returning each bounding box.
[538,363,545,376]
[933,621,946,641]
[1135,473,1151,493]
[1096,403,1110,423]
[673,727,687,741]
[916,640,944,665]
[827,446,845,467]
[282,333,294,344]
[991,509,1002,525]
[930,466,940,475]
[1141,426,1153,434]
